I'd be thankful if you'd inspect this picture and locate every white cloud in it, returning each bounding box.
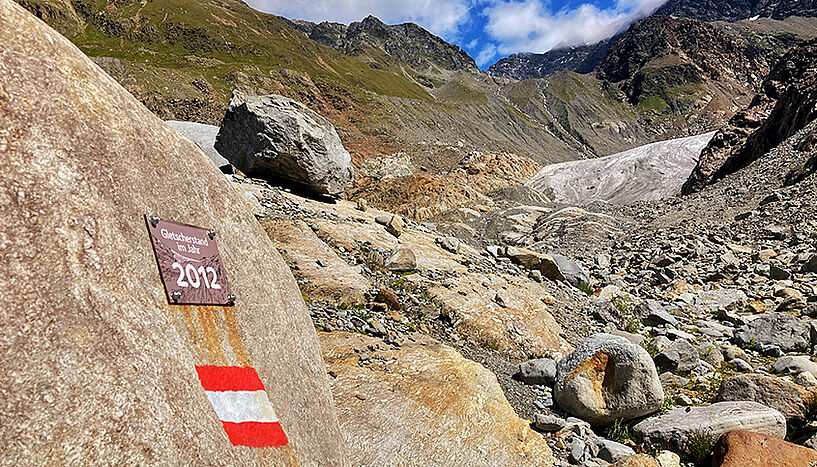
[476,43,499,67]
[245,0,472,38]
[483,0,668,55]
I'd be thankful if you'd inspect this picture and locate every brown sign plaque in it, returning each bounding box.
[145,215,234,306]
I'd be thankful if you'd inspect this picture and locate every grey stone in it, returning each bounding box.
[374,215,391,225]
[772,356,817,378]
[568,438,587,464]
[633,402,786,453]
[593,439,636,463]
[716,374,815,427]
[518,358,557,386]
[731,358,754,372]
[554,333,664,425]
[734,315,812,353]
[654,339,700,375]
[215,92,354,196]
[166,120,233,172]
[640,300,679,327]
[532,414,566,432]
[385,247,417,272]
[435,236,461,254]
[551,253,590,287]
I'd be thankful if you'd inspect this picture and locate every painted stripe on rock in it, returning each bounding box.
[222,421,288,448]
[195,365,265,392]
[205,390,278,423]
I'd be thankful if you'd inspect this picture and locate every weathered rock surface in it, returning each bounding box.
[527,132,716,204]
[320,331,554,466]
[733,315,812,352]
[166,120,232,172]
[711,430,817,467]
[279,193,572,359]
[427,272,572,359]
[554,334,664,424]
[633,402,786,453]
[215,92,354,196]
[0,1,346,464]
[262,219,370,304]
[716,374,817,429]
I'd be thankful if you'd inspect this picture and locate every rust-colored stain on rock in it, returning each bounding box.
[567,350,616,406]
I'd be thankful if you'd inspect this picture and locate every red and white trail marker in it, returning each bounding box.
[194,365,288,448]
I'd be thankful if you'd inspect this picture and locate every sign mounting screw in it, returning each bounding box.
[208,229,217,240]
[170,290,182,302]
[149,215,160,228]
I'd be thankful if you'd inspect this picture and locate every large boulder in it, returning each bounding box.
[711,430,817,467]
[633,402,786,453]
[716,374,817,430]
[554,334,664,425]
[0,2,346,464]
[733,315,812,353]
[321,332,555,466]
[215,92,354,196]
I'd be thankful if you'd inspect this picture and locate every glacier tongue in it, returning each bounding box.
[526,131,716,204]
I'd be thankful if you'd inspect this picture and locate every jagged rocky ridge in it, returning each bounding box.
[487,40,614,81]
[289,15,479,75]
[656,0,817,22]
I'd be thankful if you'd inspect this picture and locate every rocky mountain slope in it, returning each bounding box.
[655,0,817,22]
[289,15,479,76]
[684,38,817,193]
[487,40,614,81]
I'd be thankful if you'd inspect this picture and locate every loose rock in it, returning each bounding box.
[554,334,664,425]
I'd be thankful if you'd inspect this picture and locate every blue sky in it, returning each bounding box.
[246,0,669,68]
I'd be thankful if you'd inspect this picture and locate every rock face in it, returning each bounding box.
[656,0,817,22]
[262,219,371,305]
[320,332,554,466]
[0,1,346,464]
[633,402,786,453]
[684,39,817,193]
[711,430,817,467]
[215,92,354,196]
[166,120,232,173]
[526,132,716,204]
[519,358,558,386]
[554,334,664,425]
